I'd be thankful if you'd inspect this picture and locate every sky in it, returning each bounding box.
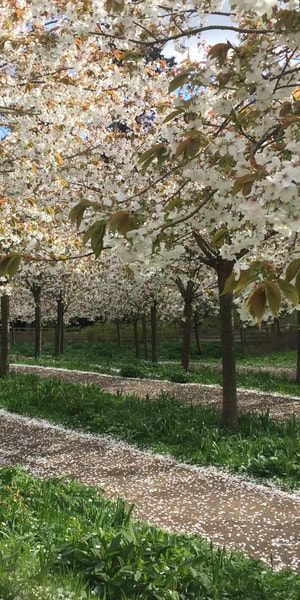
[163,3,237,62]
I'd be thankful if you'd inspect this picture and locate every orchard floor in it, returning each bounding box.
[0,364,299,573]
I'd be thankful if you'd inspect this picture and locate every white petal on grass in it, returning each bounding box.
[0,406,299,573]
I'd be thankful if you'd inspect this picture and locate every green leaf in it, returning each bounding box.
[83,220,106,258]
[105,0,124,13]
[0,254,22,279]
[285,258,300,282]
[163,109,184,123]
[212,228,227,248]
[138,143,167,170]
[265,281,281,317]
[107,532,122,554]
[234,268,258,293]
[278,279,299,305]
[168,70,190,93]
[220,270,236,296]
[69,200,94,229]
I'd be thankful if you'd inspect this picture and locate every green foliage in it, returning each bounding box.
[169,369,190,383]
[119,364,144,378]
[0,374,299,491]
[0,253,22,279]
[0,466,299,600]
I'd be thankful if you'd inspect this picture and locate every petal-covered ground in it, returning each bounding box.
[1,366,299,573]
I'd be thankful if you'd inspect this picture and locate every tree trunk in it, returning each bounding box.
[150,303,158,365]
[34,309,41,359]
[296,310,300,384]
[133,318,140,359]
[55,294,65,356]
[240,325,246,359]
[274,317,281,336]
[31,284,42,359]
[194,314,202,356]
[115,319,121,347]
[142,314,149,360]
[0,295,10,376]
[10,320,16,347]
[34,303,42,359]
[217,261,238,429]
[181,299,193,371]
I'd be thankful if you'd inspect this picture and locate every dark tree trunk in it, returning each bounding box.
[142,314,149,360]
[151,303,158,365]
[133,318,140,359]
[296,310,300,384]
[240,326,246,359]
[34,303,42,359]
[10,320,16,347]
[192,232,238,428]
[174,278,196,371]
[115,319,121,347]
[55,294,65,356]
[31,284,42,359]
[0,295,10,376]
[217,261,238,429]
[181,299,193,371]
[274,317,281,336]
[194,314,202,356]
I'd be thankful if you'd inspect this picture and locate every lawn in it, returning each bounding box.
[0,465,299,600]
[1,338,299,598]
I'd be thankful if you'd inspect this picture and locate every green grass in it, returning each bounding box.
[10,339,300,396]
[0,373,299,491]
[0,465,299,600]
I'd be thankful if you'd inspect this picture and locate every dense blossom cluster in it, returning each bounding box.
[0,1,299,422]
[0,2,298,277]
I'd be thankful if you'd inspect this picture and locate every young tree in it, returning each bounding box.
[0,1,299,427]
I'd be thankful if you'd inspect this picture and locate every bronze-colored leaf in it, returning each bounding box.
[69,199,94,229]
[208,42,231,66]
[247,283,266,327]
[168,70,190,93]
[109,210,138,234]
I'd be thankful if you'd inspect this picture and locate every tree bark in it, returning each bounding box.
[55,293,65,356]
[0,295,10,376]
[142,314,149,360]
[174,278,196,371]
[115,319,121,347]
[240,325,246,359]
[133,318,140,359]
[150,303,158,365]
[217,261,238,429]
[181,298,193,371]
[296,310,300,384]
[31,285,42,360]
[10,320,16,348]
[194,313,202,356]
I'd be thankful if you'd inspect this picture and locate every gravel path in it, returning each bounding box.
[1,364,299,573]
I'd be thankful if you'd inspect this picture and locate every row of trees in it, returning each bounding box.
[0,1,299,427]
[3,249,217,362]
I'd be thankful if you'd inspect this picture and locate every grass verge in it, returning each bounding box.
[10,340,300,397]
[0,465,299,599]
[0,373,299,491]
